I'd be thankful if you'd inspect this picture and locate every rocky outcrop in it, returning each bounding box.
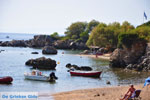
[53,40,88,50]
[0,35,88,50]
[25,57,57,70]
[66,63,92,71]
[125,43,150,71]
[26,35,54,47]
[53,40,71,49]
[42,46,57,54]
[0,35,54,48]
[110,41,148,71]
[0,40,27,47]
[10,40,27,47]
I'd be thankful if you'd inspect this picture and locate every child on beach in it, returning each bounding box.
[120,84,136,100]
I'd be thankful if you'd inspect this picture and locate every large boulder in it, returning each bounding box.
[42,46,57,54]
[9,40,26,47]
[110,41,147,69]
[25,57,57,70]
[54,40,88,50]
[53,40,71,49]
[26,35,54,47]
[69,41,88,50]
[128,43,150,71]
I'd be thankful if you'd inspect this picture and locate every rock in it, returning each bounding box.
[25,57,57,70]
[0,40,27,47]
[110,41,147,68]
[126,64,133,70]
[106,81,111,85]
[69,41,88,50]
[27,35,54,47]
[10,40,27,47]
[6,36,9,38]
[0,34,88,50]
[0,41,11,46]
[42,46,57,54]
[65,63,93,71]
[66,63,72,68]
[53,40,71,49]
[53,40,89,50]
[109,49,127,68]
[80,50,90,54]
[31,52,39,54]
[80,66,93,71]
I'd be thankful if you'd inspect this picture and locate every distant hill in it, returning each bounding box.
[137,21,150,28]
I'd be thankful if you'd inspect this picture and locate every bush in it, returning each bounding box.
[118,33,146,48]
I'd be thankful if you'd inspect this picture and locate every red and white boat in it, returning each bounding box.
[70,71,102,78]
[0,76,13,84]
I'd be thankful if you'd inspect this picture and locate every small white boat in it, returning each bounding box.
[24,70,56,82]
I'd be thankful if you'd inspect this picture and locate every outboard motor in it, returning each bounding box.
[49,72,58,80]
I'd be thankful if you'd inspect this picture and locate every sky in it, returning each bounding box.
[0,0,150,35]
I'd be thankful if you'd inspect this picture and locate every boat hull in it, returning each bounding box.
[0,76,13,84]
[70,71,102,78]
[24,75,50,81]
[24,73,55,82]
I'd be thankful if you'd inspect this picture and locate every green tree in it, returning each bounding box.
[79,31,89,42]
[86,23,107,47]
[121,21,135,32]
[50,32,59,40]
[117,33,146,48]
[87,20,99,33]
[65,22,87,40]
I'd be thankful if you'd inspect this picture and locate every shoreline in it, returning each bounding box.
[76,53,111,60]
[52,84,149,100]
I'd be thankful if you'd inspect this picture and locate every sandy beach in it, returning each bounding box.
[77,53,111,60]
[52,84,150,100]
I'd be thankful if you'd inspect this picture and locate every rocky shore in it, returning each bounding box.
[110,40,150,71]
[0,35,88,50]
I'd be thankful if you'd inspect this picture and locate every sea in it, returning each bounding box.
[0,33,149,94]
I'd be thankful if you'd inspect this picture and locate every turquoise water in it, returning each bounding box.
[0,33,150,94]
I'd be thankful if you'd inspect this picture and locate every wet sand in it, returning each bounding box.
[52,84,150,100]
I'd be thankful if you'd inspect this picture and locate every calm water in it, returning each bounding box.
[0,33,35,41]
[0,33,150,94]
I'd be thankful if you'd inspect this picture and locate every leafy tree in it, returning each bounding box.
[87,20,99,33]
[117,33,146,48]
[134,26,150,41]
[121,21,135,32]
[137,21,150,28]
[50,32,60,40]
[79,31,89,42]
[86,23,107,47]
[65,22,87,40]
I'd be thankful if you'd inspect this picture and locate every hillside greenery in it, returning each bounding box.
[51,20,150,49]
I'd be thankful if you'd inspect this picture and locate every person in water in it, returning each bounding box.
[120,84,136,100]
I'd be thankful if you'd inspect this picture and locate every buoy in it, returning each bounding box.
[57,62,60,64]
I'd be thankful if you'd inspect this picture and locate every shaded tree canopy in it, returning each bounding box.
[65,22,87,40]
[86,20,99,33]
